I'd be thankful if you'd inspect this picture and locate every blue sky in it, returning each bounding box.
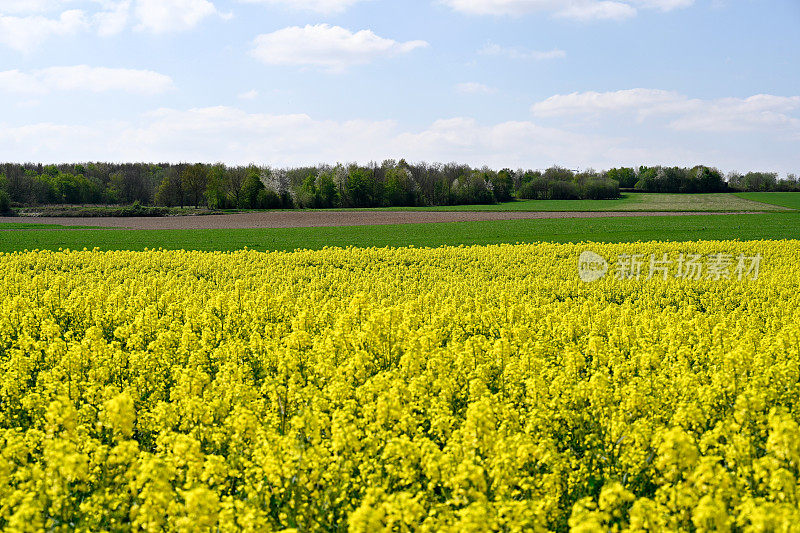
[1,0,798,174]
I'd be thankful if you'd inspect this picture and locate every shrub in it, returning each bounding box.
[549,180,581,200]
[583,178,620,200]
[517,178,550,200]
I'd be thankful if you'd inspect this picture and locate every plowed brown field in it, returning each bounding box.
[0,211,762,230]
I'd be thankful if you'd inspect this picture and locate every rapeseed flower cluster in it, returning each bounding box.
[1,241,799,532]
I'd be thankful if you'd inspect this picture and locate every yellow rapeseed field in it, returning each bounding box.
[1,242,799,532]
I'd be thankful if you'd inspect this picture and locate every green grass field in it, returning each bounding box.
[2,213,799,253]
[734,192,800,210]
[361,193,792,212]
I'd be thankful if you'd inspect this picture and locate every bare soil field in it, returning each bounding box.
[0,210,762,230]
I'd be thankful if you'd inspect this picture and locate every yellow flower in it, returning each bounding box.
[0,241,798,530]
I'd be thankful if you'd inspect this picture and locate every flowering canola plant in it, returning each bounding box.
[1,241,799,532]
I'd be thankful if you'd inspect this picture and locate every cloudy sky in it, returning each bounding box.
[1,0,798,173]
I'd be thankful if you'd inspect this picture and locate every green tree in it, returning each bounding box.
[452,172,495,205]
[155,167,184,207]
[742,171,778,191]
[205,164,228,209]
[181,164,209,207]
[241,168,266,209]
[634,166,658,191]
[344,166,382,207]
[315,172,339,208]
[296,174,318,208]
[384,167,417,207]
[491,168,514,202]
[605,167,637,188]
[257,188,282,209]
[224,167,247,208]
[0,189,10,214]
[543,166,574,182]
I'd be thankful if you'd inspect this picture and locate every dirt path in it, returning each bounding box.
[0,210,764,230]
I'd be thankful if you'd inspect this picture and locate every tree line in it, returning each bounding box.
[1,161,798,213]
[607,166,800,194]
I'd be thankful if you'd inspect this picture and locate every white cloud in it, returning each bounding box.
[555,1,635,20]
[669,95,800,133]
[238,0,370,14]
[456,82,497,94]
[93,0,131,36]
[251,24,428,72]
[103,107,400,164]
[394,117,622,167]
[0,0,221,50]
[0,10,88,52]
[0,0,64,13]
[0,123,101,160]
[531,88,684,116]
[0,107,613,168]
[238,89,259,100]
[133,0,219,33]
[0,105,797,172]
[530,89,800,134]
[479,42,566,60]
[0,70,32,92]
[630,0,693,10]
[440,0,692,19]
[0,66,174,95]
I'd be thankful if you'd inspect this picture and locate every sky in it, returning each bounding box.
[0,0,798,174]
